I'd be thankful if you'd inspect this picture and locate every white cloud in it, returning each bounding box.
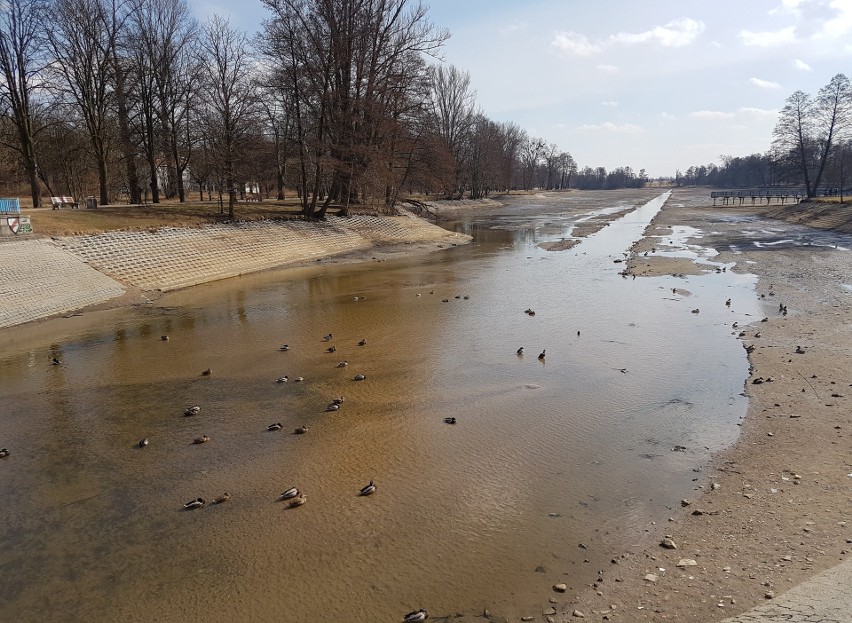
[610,18,705,47]
[551,31,602,55]
[750,77,781,89]
[690,110,736,119]
[500,21,527,34]
[792,58,812,70]
[596,64,619,73]
[601,100,619,107]
[576,122,645,134]
[737,106,778,117]
[739,26,797,46]
[821,0,852,38]
[660,112,677,121]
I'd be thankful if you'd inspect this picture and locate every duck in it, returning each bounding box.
[353,374,366,381]
[183,498,205,510]
[325,403,340,412]
[725,298,731,307]
[277,376,289,383]
[463,295,469,300]
[358,339,367,346]
[288,494,307,508]
[161,335,169,341]
[213,492,230,504]
[201,368,212,376]
[293,376,304,382]
[326,346,337,353]
[184,405,201,416]
[402,608,428,622]
[280,487,300,500]
[279,344,290,351]
[51,357,62,365]
[516,347,524,355]
[267,422,283,431]
[442,298,449,303]
[193,434,210,444]
[443,417,456,424]
[528,310,536,316]
[0,448,9,458]
[359,480,376,496]
[336,361,349,368]
[138,438,149,448]
[331,397,345,405]
[322,334,333,341]
[294,426,308,435]
[538,350,546,360]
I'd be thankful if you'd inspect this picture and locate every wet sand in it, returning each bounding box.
[565,190,852,621]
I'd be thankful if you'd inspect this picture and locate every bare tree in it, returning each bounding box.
[197,15,257,218]
[427,64,475,198]
[0,0,49,206]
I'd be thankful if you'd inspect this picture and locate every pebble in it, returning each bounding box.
[572,610,585,618]
[553,583,567,592]
[543,607,557,615]
[644,573,659,583]
[660,537,677,550]
[676,559,698,567]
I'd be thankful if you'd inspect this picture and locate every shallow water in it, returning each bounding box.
[0,190,761,622]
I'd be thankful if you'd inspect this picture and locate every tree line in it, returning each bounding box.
[676,73,852,198]
[0,0,648,219]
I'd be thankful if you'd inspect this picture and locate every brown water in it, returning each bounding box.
[0,190,761,622]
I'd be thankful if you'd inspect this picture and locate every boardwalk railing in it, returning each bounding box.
[0,198,21,213]
[710,189,805,206]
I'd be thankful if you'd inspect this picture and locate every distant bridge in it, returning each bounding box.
[710,189,805,206]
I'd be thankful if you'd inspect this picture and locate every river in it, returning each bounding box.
[0,189,761,622]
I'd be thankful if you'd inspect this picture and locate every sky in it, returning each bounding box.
[188,0,852,177]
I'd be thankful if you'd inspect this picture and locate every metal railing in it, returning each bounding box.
[0,198,21,213]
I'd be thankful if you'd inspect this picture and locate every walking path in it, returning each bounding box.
[720,559,852,622]
[0,211,469,329]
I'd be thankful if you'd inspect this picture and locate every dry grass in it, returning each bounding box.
[30,199,308,237]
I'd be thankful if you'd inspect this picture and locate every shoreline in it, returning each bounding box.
[567,193,851,621]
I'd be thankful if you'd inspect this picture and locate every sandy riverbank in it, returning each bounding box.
[565,191,852,621]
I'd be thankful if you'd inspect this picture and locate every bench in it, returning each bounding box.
[50,196,79,209]
[0,198,21,213]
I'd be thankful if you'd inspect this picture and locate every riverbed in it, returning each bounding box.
[0,190,763,622]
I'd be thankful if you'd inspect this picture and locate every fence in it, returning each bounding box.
[0,198,21,213]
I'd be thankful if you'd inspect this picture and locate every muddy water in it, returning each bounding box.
[0,190,761,622]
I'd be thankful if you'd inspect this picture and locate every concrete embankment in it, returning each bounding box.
[0,211,470,329]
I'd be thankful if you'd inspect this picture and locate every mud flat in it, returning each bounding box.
[566,190,852,621]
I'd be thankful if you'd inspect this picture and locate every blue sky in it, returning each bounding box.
[188,0,852,177]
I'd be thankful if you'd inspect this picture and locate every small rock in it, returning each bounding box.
[572,610,585,618]
[765,591,775,599]
[681,499,691,507]
[521,617,534,622]
[535,565,546,573]
[677,559,698,567]
[711,482,721,490]
[553,583,567,593]
[660,538,678,550]
[543,607,557,615]
[644,573,659,583]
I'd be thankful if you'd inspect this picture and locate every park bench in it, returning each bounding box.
[50,196,79,209]
[0,198,21,213]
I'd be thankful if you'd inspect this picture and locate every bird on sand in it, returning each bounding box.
[193,434,210,444]
[280,487,299,500]
[267,423,283,431]
[538,350,546,360]
[516,347,524,355]
[359,480,376,496]
[138,438,149,448]
[402,609,429,622]
[183,498,205,510]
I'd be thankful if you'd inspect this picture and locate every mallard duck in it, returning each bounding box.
[353,374,366,381]
[277,376,289,383]
[528,310,536,316]
[326,346,337,353]
[0,448,9,458]
[443,417,456,425]
[402,608,428,622]
[358,339,367,346]
[359,480,376,496]
[294,426,308,435]
[279,344,290,351]
[516,347,524,355]
[138,438,149,448]
[280,487,299,500]
[325,404,340,412]
[524,308,533,315]
[267,423,283,431]
[725,298,731,306]
[336,361,349,368]
[51,357,61,365]
[213,492,230,504]
[288,494,307,507]
[442,298,449,303]
[538,350,546,360]
[183,498,205,510]
[293,376,304,382]
[322,333,333,341]
[331,397,345,405]
[193,434,210,444]
[184,405,200,416]
[161,335,169,341]
[201,368,212,376]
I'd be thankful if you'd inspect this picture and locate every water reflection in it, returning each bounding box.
[0,190,761,622]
